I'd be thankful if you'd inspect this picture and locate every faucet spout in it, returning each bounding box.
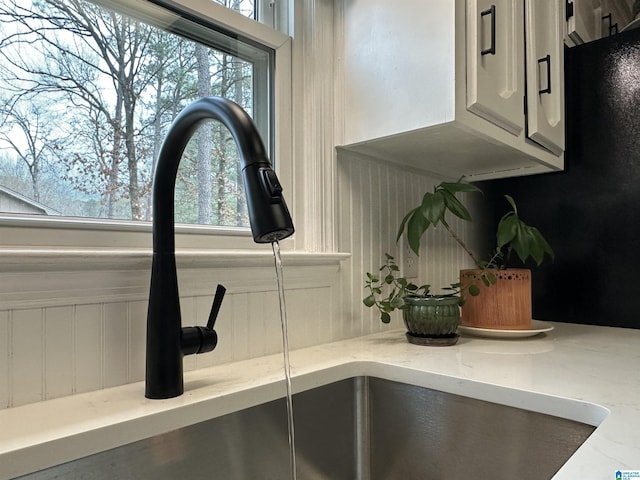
[145,97,294,399]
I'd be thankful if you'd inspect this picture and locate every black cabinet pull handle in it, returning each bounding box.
[538,54,551,95]
[481,5,496,55]
[602,13,618,36]
[566,0,574,21]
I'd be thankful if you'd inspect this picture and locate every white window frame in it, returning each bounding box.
[0,0,294,257]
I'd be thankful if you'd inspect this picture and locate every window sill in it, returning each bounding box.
[0,246,350,272]
[0,247,350,309]
[0,213,261,249]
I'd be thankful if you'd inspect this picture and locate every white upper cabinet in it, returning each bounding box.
[338,0,565,181]
[567,0,601,44]
[526,0,565,155]
[340,2,457,146]
[566,0,635,45]
[600,0,633,35]
[466,0,524,136]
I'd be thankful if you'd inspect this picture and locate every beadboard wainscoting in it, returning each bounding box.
[336,150,476,337]
[0,253,347,409]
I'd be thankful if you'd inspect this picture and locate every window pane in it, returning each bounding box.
[212,0,289,34]
[0,0,272,227]
[212,0,255,19]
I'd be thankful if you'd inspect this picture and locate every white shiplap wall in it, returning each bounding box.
[336,150,476,336]
[0,263,342,409]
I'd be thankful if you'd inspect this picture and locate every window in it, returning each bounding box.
[0,0,285,228]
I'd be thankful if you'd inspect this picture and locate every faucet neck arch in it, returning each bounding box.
[152,96,293,253]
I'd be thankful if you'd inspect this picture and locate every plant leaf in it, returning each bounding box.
[390,296,405,309]
[396,208,417,243]
[504,194,518,214]
[440,189,472,221]
[496,213,518,248]
[381,312,391,324]
[421,191,446,224]
[363,295,376,307]
[529,226,555,263]
[522,225,543,265]
[407,209,429,255]
[511,220,529,263]
[468,283,481,296]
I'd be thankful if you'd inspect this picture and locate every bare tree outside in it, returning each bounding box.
[0,0,262,227]
[0,102,62,202]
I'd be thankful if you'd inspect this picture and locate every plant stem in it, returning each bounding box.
[441,219,481,266]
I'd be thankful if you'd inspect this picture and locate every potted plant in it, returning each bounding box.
[458,195,554,330]
[363,253,462,346]
[363,180,553,344]
[363,180,481,346]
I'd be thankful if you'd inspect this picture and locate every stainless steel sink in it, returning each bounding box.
[17,377,596,480]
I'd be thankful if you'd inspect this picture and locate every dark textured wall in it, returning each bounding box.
[475,28,640,329]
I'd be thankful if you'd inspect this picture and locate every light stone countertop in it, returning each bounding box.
[0,321,638,479]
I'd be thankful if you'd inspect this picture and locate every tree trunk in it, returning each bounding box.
[195,44,212,224]
[230,0,247,226]
[124,93,140,220]
[29,160,40,202]
[149,68,165,221]
[214,54,230,225]
[232,60,247,226]
[109,90,123,219]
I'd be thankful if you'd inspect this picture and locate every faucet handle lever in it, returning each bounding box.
[195,284,225,354]
[207,284,226,330]
[181,284,226,356]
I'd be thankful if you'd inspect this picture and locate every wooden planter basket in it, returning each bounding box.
[460,269,532,330]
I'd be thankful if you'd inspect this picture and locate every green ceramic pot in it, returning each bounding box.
[402,295,461,345]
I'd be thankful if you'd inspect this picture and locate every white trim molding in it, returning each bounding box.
[0,248,349,309]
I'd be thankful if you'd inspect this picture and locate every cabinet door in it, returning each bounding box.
[567,0,600,44]
[466,0,525,136]
[525,0,564,156]
[600,0,633,36]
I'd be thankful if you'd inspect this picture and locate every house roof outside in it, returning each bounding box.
[0,185,61,216]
